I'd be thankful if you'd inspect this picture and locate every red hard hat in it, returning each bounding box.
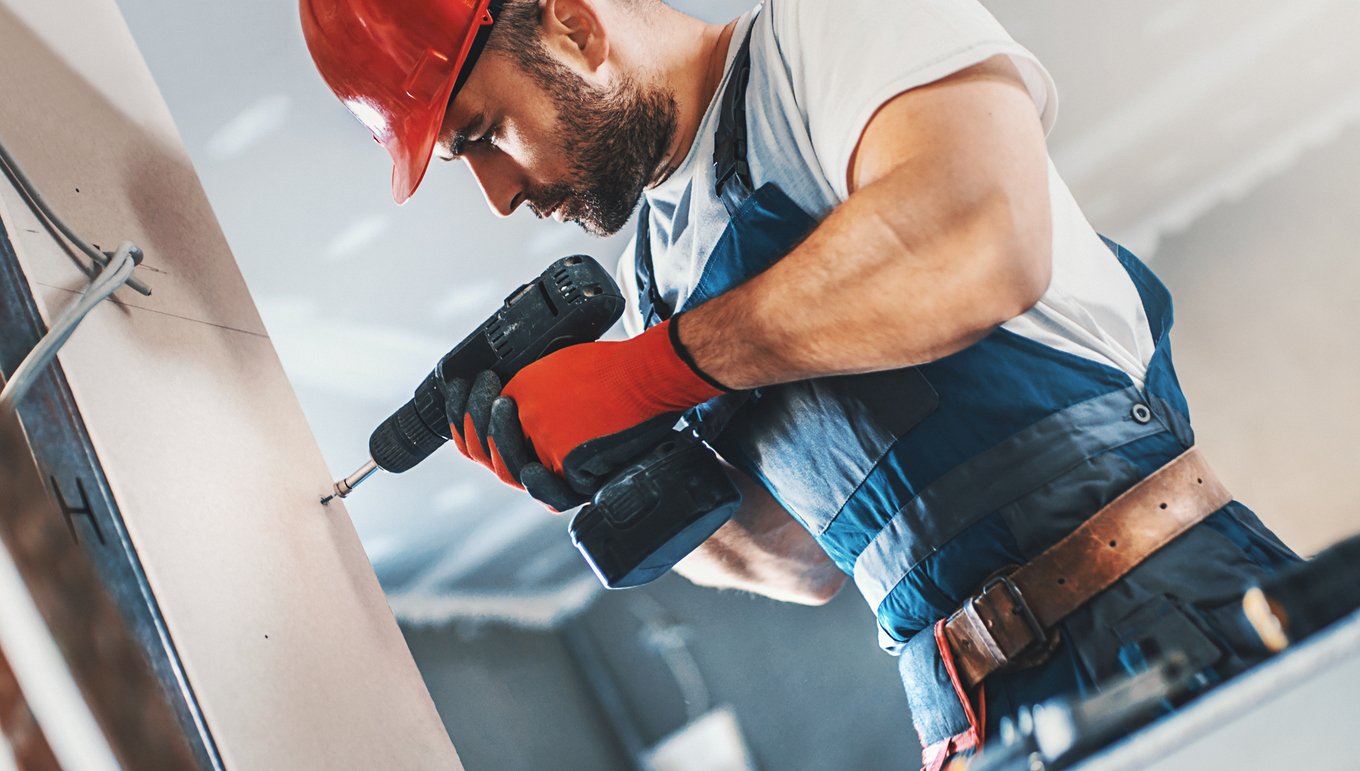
[300,0,500,203]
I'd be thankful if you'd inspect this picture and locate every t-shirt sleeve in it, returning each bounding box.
[772,0,1058,201]
[615,236,646,337]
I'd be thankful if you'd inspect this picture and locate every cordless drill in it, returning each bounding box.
[326,255,742,588]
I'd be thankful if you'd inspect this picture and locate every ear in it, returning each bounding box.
[539,0,609,74]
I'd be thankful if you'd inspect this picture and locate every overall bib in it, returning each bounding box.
[634,24,1300,763]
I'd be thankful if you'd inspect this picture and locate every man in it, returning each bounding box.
[301,0,1299,764]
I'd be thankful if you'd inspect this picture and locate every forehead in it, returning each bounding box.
[440,50,547,136]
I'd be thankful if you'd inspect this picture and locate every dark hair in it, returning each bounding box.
[486,0,655,88]
[480,0,676,236]
[485,0,557,84]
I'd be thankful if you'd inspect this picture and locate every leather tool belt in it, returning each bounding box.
[943,447,1232,688]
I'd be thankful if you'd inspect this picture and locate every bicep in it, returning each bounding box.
[841,55,1053,310]
[848,55,1049,199]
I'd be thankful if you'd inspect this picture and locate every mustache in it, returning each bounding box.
[525,184,572,219]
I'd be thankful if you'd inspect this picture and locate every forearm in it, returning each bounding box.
[679,57,1053,390]
[673,464,846,605]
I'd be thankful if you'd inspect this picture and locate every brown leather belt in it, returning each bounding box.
[942,447,1232,688]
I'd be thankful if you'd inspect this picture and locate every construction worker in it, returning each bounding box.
[300,0,1301,765]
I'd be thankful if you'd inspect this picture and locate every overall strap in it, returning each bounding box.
[713,21,758,216]
[633,199,671,327]
[634,17,759,327]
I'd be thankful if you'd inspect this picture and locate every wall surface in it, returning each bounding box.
[1152,124,1360,556]
[0,0,460,767]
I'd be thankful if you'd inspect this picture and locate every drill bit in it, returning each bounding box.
[321,458,379,505]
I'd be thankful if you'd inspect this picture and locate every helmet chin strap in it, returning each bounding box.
[452,0,505,101]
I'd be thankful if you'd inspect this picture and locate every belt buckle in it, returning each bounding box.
[980,572,1048,655]
[948,567,1058,686]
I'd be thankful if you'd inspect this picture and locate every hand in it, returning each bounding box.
[444,369,523,491]
[488,317,726,510]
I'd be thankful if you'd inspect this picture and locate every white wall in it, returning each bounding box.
[1152,124,1360,556]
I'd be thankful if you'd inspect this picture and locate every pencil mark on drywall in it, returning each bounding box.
[32,282,269,338]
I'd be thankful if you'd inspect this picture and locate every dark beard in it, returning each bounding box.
[522,66,678,236]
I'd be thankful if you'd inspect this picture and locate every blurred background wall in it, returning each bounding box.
[108,0,1360,769]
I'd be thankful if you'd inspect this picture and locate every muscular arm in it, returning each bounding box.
[673,463,846,605]
[676,57,1050,602]
[679,56,1052,389]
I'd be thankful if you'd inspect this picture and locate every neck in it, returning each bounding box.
[634,7,739,183]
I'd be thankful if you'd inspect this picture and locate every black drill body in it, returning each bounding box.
[364,254,741,588]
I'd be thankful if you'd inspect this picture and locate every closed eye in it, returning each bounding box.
[450,120,500,159]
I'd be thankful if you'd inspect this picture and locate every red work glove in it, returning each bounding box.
[490,316,727,510]
[445,369,523,490]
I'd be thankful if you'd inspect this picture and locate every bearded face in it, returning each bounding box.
[520,60,678,236]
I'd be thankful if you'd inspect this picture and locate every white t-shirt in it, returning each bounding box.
[618,0,1156,388]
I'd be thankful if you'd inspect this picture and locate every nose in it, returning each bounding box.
[463,152,525,217]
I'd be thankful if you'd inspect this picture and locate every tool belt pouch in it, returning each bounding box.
[942,447,1232,689]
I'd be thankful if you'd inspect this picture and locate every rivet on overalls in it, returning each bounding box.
[1131,404,1152,424]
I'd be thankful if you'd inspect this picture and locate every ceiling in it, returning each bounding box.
[110,0,1360,626]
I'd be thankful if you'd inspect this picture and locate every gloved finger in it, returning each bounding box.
[466,370,502,458]
[489,395,532,485]
[441,375,472,443]
[486,437,525,490]
[459,413,519,490]
[462,412,493,469]
[561,413,681,494]
[521,462,590,513]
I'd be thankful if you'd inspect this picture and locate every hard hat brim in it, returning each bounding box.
[387,73,458,205]
[382,0,497,204]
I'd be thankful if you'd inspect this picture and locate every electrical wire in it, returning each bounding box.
[0,241,141,415]
[0,133,150,296]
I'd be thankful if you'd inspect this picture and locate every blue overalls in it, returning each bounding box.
[633,25,1300,763]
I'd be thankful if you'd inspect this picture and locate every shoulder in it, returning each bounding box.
[761,0,1058,199]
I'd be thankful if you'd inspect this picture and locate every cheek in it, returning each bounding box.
[502,120,572,180]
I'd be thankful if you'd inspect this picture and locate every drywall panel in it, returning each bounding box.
[0,1,461,768]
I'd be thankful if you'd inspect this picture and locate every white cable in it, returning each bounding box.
[0,135,149,296]
[0,520,122,771]
[0,241,139,415]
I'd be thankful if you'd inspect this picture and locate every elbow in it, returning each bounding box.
[783,562,848,606]
[977,196,1052,325]
[1004,239,1051,318]
[791,570,848,606]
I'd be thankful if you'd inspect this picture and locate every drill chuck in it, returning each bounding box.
[368,373,450,472]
